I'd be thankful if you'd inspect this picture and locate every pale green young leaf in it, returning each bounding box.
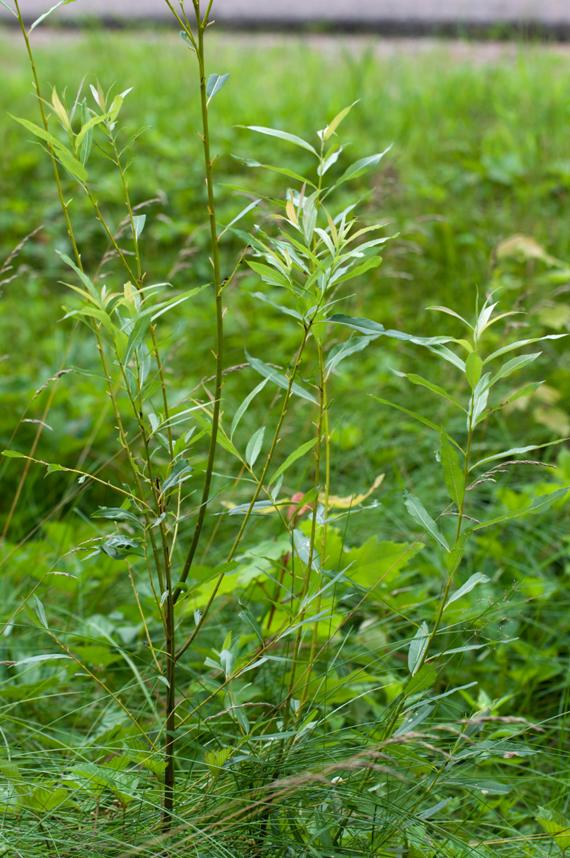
[404,492,449,551]
[245,427,265,468]
[490,352,540,387]
[74,112,108,151]
[485,333,567,364]
[12,115,63,150]
[241,125,317,155]
[51,87,71,132]
[108,88,133,123]
[14,653,71,667]
[206,72,229,106]
[133,214,146,240]
[427,305,472,328]
[333,146,392,188]
[317,147,343,177]
[12,116,88,182]
[247,260,291,290]
[29,0,76,33]
[57,252,98,299]
[329,256,382,287]
[322,101,358,141]
[235,156,317,189]
[33,596,49,629]
[326,335,377,378]
[468,373,491,428]
[444,573,489,610]
[218,198,260,240]
[474,301,497,342]
[55,145,88,183]
[63,305,115,336]
[408,622,430,676]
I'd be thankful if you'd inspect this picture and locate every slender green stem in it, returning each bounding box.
[287,337,326,706]
[174,4,225,604]
[160,0,225,829]
[298,339,330,707]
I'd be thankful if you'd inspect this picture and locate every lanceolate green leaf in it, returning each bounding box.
[57,251,99,299]
[395,371,465,411]
[75,112,109,151]
[322,101,358,141]
[12,116,87,182]
[241,125,318,155]
[484,333,567,364]
[408,622,430,676]
[330,314,458,349]
[206,72,229,105]
[13,653,71,666]
[404,492,449,551]
[235,156,317,189]
[29,0,76,32]
[440,431,465,507]
[247,260,291,290]
[268,438,318,486]
[333,146,392,187]
[231,378,269,439]
[490,352,540,387]
[326,335,377,377]
[245,427,265,468]
[246,353,317,404]
[445,573,489,609]
[465,352,483,390]
[471,438,569,471]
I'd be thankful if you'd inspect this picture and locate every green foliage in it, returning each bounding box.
[0,12,569,858]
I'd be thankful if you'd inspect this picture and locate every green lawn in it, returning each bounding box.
[1,29,570,856]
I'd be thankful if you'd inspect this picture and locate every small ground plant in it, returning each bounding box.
[1,3,569,856]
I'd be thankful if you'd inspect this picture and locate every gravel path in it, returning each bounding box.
[1,0,569,27]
